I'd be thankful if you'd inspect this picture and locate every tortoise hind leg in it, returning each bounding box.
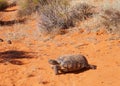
[88,64,97,69]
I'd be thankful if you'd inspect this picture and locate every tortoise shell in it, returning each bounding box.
[49,54,96,75]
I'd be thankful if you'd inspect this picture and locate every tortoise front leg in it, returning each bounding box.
[52,65,59,75]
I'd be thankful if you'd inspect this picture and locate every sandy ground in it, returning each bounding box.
[0,5,120,86]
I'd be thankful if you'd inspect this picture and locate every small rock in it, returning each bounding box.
[39,81,49,84]
[7,40,12,44]
[75,43,88,48]
[28,74,35,77]
[101,81,104,84]
[0,38,4,42]
[96,49,101,52]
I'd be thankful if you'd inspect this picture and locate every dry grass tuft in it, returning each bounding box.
[78,0,120,35]
[7,0,17,7]
[17,0,39,17]
[37,0,95,34]
[38,0,72,34]
[100,9,120,33]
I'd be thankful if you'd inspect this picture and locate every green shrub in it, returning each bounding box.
[0,0,8,10]
[37,0,95,34]
[17,0,39,17]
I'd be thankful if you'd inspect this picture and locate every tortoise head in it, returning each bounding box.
[48,59,59,65]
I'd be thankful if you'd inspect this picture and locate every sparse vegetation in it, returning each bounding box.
[100,9,120,33]
[17,0,39,17]
[96,0,120,34]
[78,0,120,34]
[7,0,17,7]
[71,3,95,21]
[1,0,120,34]
[37,0,95,34]
[38,0,72,34]
[0,0,8,10]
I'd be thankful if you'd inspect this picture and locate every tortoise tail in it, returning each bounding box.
[88,64,97,69]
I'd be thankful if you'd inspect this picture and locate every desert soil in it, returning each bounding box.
[0,5,120,86]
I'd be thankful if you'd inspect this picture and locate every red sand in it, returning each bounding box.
[0,5,120,86]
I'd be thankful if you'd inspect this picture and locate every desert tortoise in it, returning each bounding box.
[48,54,96,75]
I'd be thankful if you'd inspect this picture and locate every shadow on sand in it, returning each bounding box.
[0,19,26,26]
[58,65,97,75]
[0,50,34,65]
